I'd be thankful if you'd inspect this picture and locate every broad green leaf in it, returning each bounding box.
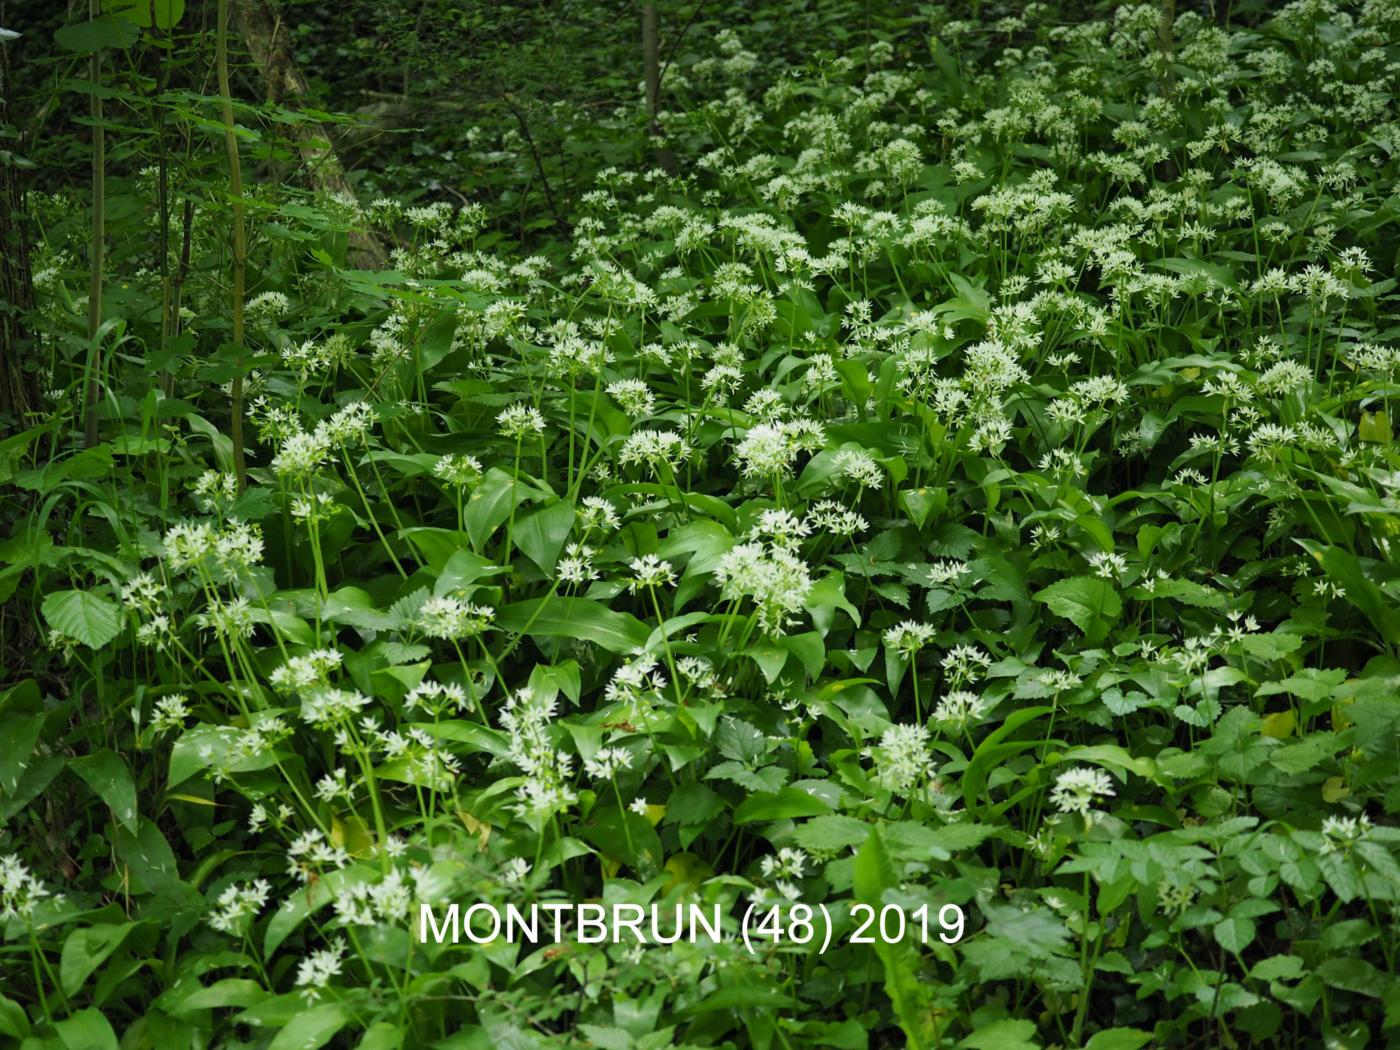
[578,806,663,872]
[161,977,268,1017]
[55,1009,119,1050]
[1214,915,1256,954]
[42,590,121,649]
[1082,1029,1152,1050]
[1308,544,1400,645]
[681,984,799,1015]
[61,924,136,997]
[1033,576,1122,642]
[465,468,540,550]
[497,597,648,653]
[358,1023,406,1050]
[104,0,184,29]
[0,707,45,795]
[515,500,575,573]
[958,1018,1040,1049]
[733,787,833,824]
[267,1003,351,1050]
[69,749,139,833]
[54,15,140,52]
[0,994,28,1039]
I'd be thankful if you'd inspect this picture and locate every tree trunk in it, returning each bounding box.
[641,3,675,173]
[0,19,39,428]
[231,0,387,269]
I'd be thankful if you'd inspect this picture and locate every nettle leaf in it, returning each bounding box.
[1033,576,1122,642]
[1255,669,1347,702]
[54,14,140,52]
[664,782,724,827]
[104,0,184,29]
[42,589,121,649]
[1214,915,1256,954]
[715,718,766,764]
[705,762,787,793]
[795,815,872,853]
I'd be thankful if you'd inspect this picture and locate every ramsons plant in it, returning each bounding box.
[2,0,1400,1047]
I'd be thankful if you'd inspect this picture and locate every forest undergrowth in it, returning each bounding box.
[2,1,1400,1047]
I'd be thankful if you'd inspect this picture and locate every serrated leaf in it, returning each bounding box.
[54,15,140,52]
[104,0,184,29]
[1034,576,1122,642]
[1214,916,1256,954]
[797,815,872,853]
[42,589,121,649]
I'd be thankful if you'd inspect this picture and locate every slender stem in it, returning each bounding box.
[83,0,105,448]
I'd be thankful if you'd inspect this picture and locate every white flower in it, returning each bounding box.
[294,939,346,1001]
[607,378,656,418]
[874,723,934,795]
[1087,552,1128,580]
[286,829,351,883]
[733,419,824,479]
[619,429,691,471]
[270,429,332,479]
[831,448,883,488]
[884,620,935,655]
[583,746,633,780]
[627,554,676,592]
[941,644,992,685]
[759,847,808,879]
[209,879,271,936]
[149,694,190,735]
[932,690,987,730]
[415,596,494,640]
[314,768,351,802]
[713,541,813,636]
[1319,814,1372,855]
[0,855,57,920]
[300,687,372,727]
[556,542,599,585]
[497,403,547,438]
[433,454,483,487]
[269,649,343,694]
[1050,766,1116,817]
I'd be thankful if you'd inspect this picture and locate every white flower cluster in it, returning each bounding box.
[499,687,578,818]
[1050,766,1116,818]
[713,538,813,637]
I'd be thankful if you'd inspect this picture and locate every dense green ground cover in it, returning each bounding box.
[3,1,1400,1047]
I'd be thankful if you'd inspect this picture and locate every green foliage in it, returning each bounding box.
[3,0,1400,1047]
